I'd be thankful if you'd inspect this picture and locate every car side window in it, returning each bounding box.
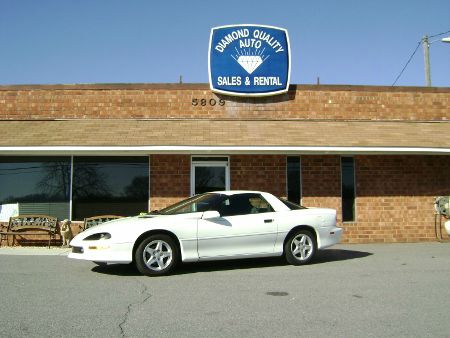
[218,193,273,217]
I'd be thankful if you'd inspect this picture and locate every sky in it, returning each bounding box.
[1,0,449,87]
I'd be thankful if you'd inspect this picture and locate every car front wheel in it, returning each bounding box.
[284,230,316,265]
[135,234,179,276]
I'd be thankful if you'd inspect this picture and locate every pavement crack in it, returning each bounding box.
[119,278,152,338]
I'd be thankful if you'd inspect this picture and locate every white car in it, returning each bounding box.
[69,191,343,276]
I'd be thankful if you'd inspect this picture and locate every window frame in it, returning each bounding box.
[0,156,72,220]
[0,155,150,221]
[71,156,150,221]
[286,156,302,205]
[190,156,230,196]
[341,156,356,223]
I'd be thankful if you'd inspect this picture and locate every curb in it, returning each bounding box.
[0,247,71,256]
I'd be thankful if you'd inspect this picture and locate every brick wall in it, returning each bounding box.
[300,155,450,243]
[149,154,287,210]
[230,155,286,197]
[1,84,449,121]
[348,155,450,243]
[301,155,342,221]
[149,155,190,211]
[147,154,450,243]
[1,84,449,244]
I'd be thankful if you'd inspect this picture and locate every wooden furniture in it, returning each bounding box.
[82,215,123,231]
[0,215,59,248]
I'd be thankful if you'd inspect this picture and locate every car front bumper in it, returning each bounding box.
[68,242,134,264]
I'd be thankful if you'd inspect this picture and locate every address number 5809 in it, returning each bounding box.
[192,98,225,106]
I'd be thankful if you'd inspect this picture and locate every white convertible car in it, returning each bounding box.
[69,191,342,276]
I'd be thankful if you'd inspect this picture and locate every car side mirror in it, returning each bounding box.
[202,210,221,219]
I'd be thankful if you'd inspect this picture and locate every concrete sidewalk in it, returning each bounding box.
[0,246,71,256]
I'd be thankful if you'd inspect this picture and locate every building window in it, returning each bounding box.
[72,156,149,220]
[191,157,230,195]
[0,157,71,220]
[287,156,301,204]
[341,157,356,222]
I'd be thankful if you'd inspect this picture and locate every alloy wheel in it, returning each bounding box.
[290,233,313,261]
[142,240,173,271]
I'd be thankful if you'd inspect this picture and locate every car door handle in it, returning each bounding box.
[264,219,274,223]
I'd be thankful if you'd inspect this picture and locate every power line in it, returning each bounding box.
[391,41,421,86]
[429,30,450,39]
[392,29,450,86]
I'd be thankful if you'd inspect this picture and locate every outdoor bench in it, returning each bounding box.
[81,215,123,231]
[0,215,59,248]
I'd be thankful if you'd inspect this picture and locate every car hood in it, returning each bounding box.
[79,212,202,235]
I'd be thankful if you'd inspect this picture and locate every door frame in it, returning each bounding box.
[190,156,230,196]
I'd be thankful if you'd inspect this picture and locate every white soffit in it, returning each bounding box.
[0,145,449,155]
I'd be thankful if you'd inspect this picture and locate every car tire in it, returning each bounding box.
[135,234,179,276]
[284,229,316,265]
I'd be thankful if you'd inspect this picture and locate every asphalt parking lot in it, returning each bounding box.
[0,243,449,338]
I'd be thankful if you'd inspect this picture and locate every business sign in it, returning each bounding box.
[209,24,291,97]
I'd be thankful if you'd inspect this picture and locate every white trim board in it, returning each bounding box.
[0,145,450,156]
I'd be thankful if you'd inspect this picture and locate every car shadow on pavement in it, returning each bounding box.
[91,263,140,276]
[313,248,373,264]
[91,248,372,277]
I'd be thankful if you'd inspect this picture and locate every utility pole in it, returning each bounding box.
[422,35,431,87]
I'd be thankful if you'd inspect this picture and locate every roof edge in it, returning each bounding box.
[1,145,449,156]
[0,83,449,93]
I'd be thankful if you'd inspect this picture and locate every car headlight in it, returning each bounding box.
[83,233,111,241]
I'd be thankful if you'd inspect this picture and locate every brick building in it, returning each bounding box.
[0,83,449,243]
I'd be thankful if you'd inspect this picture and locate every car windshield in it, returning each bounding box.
[154,193,224,215]
[278,198,307,210]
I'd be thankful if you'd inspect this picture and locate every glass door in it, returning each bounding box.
[191,157,230,195]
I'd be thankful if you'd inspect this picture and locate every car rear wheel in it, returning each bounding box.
[135,234,179,276]
[284,230,316,265]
